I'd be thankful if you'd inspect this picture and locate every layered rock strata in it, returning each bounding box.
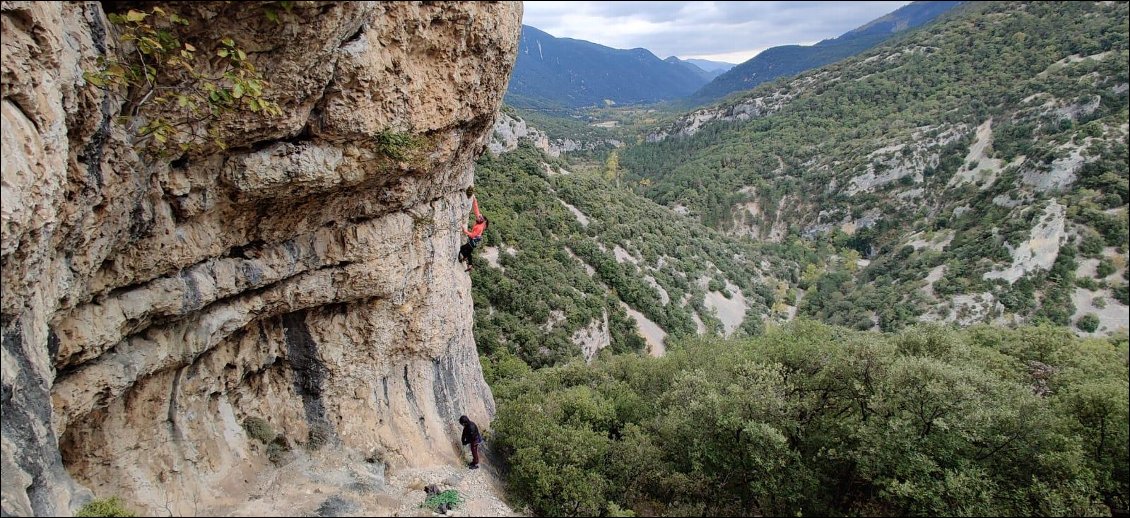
[1,1,521,515]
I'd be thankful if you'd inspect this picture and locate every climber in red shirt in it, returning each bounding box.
[459,195,488,272]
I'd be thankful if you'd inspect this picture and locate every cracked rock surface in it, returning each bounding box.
[1,2,521,515]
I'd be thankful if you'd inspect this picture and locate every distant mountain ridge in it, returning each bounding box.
[690,0,962,104]
[682,58,736,74]
[505,25,711,111]
[664,56,720,82]
[665,56,735,81]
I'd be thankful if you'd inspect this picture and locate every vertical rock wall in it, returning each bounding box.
[1,1,521,515]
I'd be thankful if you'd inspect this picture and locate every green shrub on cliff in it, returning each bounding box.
[242,416,275,444]
[76,497,136,517]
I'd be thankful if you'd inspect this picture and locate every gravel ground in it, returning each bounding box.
[202,444,524,517]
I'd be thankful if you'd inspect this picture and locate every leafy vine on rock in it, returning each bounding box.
[83,5,284,155]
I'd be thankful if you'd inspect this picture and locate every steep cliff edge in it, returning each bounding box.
[1,1,522,515]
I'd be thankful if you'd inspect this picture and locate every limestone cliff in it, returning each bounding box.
[0,1,522,515]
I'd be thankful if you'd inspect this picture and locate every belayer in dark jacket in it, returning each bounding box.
[459,415,483,469]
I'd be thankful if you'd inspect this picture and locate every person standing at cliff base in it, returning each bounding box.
[459,415,483,469]
[458,194,488,272]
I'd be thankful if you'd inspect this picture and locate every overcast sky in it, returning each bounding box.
[521,1,912,63]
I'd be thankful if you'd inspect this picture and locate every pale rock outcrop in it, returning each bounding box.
[643,71,841,143]
[487,111,618,157]
[621,303,666,357]
[488,112,574,157]
[983,201,1066,283]
[574,309,610,363]
[1,1,521,516]
[947,119,1019,191]
[645,94,787,143]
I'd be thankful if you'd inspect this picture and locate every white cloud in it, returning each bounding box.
[685,47,771,64]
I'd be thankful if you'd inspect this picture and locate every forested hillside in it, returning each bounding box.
[471,143,793,371]
[474,139,1129,517]
[506,25,709,112]
[621,1,1129,334]
[492,321,1129,516]
[474,3,1129,516]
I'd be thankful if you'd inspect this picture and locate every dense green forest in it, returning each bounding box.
[491,321,1128,517]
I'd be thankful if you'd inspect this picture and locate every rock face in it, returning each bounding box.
[1,1,521,515]
[487,111,621,157]
[489,112,571,157]
[644,83,798,143]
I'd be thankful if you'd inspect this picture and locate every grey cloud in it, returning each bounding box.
[523,1,910,60]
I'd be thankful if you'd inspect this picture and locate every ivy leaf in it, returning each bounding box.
[139,37,162,53]
[232,83,244,99]
[124,10,148,23]
[183,43,196,52]
[221,37,235,47]
[82,71,105,88]
[217,49,229,58]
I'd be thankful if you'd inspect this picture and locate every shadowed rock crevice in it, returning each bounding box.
[1,318,89,516]
[432,353,463,425]
[281,310,335,443]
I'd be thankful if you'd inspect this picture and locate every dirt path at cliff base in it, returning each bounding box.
[206,444,522,517]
